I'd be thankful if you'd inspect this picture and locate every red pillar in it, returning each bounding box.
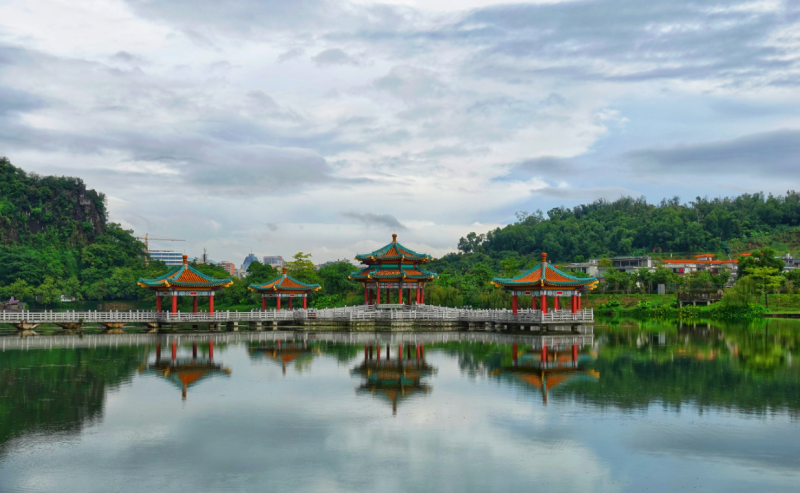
[209,295,214,314]
[156,343,161,361]
[512,342,518,363]
[577,295,581,310]
[276,296,281,311]
[172,293,178,314]
[541,344,547,364]
[364,285,368,305]
[416,286,420,304]
[377,286,381,304]
[289,297,293,309]
[554,296,559,311]
[262,296,266,311]
[512,294,518,314]
[156,295,162,312]
[572,293,577,314]
[171,340,177,360]
[192,341,197,359]
[376,344,381,362]
[398,345,403,361]
[572,344,578,364]
[416,344,420,361]
[399,286,403,304]
[421,288,425,304]
[209,339,214,360]
[531,295,537,310]
[541,294,547,314]
[193,297,198,313]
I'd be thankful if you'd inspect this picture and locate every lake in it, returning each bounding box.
[1,318,799,492]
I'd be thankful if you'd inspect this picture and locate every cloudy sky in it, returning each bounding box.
[1,0,799,265]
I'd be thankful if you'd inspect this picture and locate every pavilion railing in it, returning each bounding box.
[0,306,593,325]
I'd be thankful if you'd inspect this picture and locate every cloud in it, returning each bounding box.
[341,212,407,230]
[495,156,578,181]
[277,48,304,62]
[533,185,640,201]
[312,48,360,66]
[625,129,800,174]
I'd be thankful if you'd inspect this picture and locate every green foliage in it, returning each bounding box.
[737,248,785,279]
[459,194,800,261]
[0,158,147,306]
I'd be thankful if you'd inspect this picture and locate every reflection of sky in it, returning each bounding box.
[1,344,799,493]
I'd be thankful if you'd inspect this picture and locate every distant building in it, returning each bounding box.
[611,256,654,272]
[263,255,285,270]
[777,253,800,271]
[563,259,601,278]
[241,253,259,272]
[661,254,738,276]
[217,261,236,276]
[148,250,184,266]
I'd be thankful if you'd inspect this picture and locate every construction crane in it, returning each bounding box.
[136,234,185,266]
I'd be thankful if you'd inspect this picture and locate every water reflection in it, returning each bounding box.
[492,339,599,404]
[139,341,231,400]
[351,344,436,415]
[248,338,319,374]
[1,321,800,492]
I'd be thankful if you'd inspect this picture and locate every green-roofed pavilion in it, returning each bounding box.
[350,234,438,306]
[491,252,599,314]
[138,254,233,314]
[248,267,321,310]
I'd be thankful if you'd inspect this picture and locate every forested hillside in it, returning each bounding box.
[0,157,152,303]
[458,194,800,261]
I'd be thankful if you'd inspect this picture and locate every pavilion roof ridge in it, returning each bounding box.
[248,267,321,292]
[491,252,598,289]
[138,256,233,289]
[354,234,433,262]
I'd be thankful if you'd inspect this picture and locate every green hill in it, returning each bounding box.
[0,157,149,303]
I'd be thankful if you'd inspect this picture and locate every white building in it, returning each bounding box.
[263,255,285,270]
[148,250,184,266]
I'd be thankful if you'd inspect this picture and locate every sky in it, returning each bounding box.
[1,0,799,266]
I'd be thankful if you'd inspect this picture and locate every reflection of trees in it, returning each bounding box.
[566,356,800,416]
[0,346,144,454]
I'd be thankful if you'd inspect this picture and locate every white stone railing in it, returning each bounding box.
[0,306,593,325]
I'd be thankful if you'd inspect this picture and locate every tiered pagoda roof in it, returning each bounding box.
[248,267,321,293]
[355,234,434,264]
[491,252,598,290]
[350,234,438,282]
[138,255,233,291]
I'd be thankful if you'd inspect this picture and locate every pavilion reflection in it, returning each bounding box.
[139,340,231,400]
[248,339,320,374]
[352,344,436,415]
[493,339,598,404]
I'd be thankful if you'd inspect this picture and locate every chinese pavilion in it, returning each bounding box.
[248,267,321,310]
[350,234,438,305]
[137,255,233,314]
[491,252,599,314]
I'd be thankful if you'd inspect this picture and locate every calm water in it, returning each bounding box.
[1,319,800,493]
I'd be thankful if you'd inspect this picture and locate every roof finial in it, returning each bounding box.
[182,254,188,265]
[392,233,397,242]
[282,267,287,275]
[542,252,547,263]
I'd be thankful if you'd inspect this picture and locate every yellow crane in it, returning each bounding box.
[136,234,185,266]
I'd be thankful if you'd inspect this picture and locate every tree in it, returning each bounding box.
[499,258,520,278]
[1,279,34,303]
[749,266,783,308]
[737,248,785,279]
[246,261,278,283]
[286,252,320,285]
[35,277,62,306]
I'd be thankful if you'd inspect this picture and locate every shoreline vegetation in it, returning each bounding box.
[2,157,800,320]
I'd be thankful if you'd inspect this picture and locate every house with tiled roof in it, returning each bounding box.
[248,267,321,310]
